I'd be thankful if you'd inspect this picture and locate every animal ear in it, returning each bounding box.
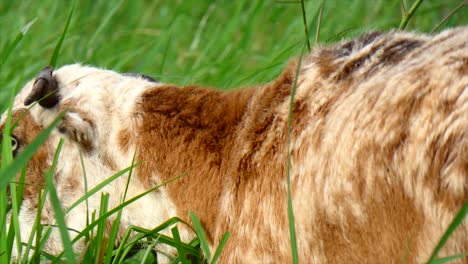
[24,66,60,108]
[58,111,95,152]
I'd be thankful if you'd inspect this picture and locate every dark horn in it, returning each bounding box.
[24,66,60,108]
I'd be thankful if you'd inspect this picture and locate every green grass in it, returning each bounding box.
[0,0,467,263]
[1,1,466,109]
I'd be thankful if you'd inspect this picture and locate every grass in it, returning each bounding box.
[1,1,466,108]
[0,0,467,263]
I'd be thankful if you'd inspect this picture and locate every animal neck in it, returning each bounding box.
[134,84,255,224]
[133,61,296,238]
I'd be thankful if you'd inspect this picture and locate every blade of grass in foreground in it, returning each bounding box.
[27,188,49,263]
[65,164,138,214]
[431,1,467,33]
[427,202,468,264]
[315,0,326,44]
[118,229,199,262]
[94,193,110,264]
[103,212,122,264]
[112,217,195,263]
[141,238,158,263]
[2,80,27,261]
[0,111,64,190]
[103,152,137,264]
[120,248,155,264]
[429,253,468,264]
[77,149,91,245]
[299,0,311,51]
[0,18,36,71]
[4,117,25,261]
[171,226,189,264]
[68,174,186,246]
[23,243,64,263]
[189,211,229,264]
[6,168,26,262]
[44,139,77,264]
[399,0,425,30]
[49,0,75,68]
[0,83,16,262]
[189,211,211,261]
[285,43,307,264]
[210,232,230,264]
[0,90,15,169]
[304,0,327,46]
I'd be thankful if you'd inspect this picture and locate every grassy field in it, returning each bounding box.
[1,0,466,107]
[0,0,467,263]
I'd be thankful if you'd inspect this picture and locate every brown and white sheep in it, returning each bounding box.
[2,27,467,263]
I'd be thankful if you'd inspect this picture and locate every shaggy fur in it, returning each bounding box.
[2,27,467,263]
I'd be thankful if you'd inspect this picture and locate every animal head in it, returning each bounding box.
[0,64,171,257]
[4,64,159,177]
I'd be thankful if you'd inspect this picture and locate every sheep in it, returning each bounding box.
[2,26,467,263]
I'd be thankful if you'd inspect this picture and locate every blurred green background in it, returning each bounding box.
[0,0,466,110]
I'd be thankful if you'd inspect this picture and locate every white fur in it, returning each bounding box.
[4,64,188,262]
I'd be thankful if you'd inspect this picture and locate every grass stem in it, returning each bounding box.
[300,0,311,51]
[431,1,467,33]
[399,0,425,29]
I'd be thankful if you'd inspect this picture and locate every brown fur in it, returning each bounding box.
[132,28,467,263]
[1,110,50,199]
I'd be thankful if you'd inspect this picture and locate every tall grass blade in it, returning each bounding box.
[121,150,138,203]
[189,211,211,261]
[94,193,110,264]
[427,202,467,263]
[50,0,75,68]
[66,164,137,214]
[112,217,193,263]
[315,0,326,44]
[124,222,195,252]
[399,0,425,29]
[431,1,467,33]
[6,168,26,262]
[45,138,77,263]
[0,82,16,262]
[299,0,311,51]
[1,84,16,168]
[305,1,329,45]
[0,111,64,190]
[26,188,48,263]
[211,232,230,264]
[4,81,28,262]
[325,28,356,43]
[141,238,158,264]
[0,18,36,70]
[25,244,64,263]
[104,152,137,264]
[171,226,189,264]
[429,253,468,264]
[285,43,307,264]
[103,212,121,264]
[121,249,155,264]
[70,174,185,245]
[159,34,172,74]
[77,150,91,244]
